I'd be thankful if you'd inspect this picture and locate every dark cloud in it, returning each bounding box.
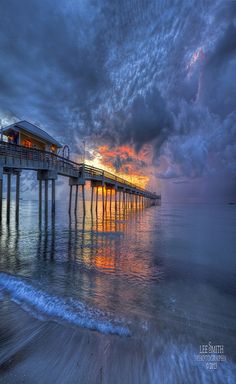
[0,0,109,142]
[201,23,236,117]
[124,88,174,151]
[207,24,236,67]
[96,87,174,151]
[0,0,236,199]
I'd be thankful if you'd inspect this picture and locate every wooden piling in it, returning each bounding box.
[91,186,94,213]
[45,179,48,221]
[82,184,86,216]
[74,185,78,215]
[52,179,56,217]
[115,189,117,213]
[39,179,42,223]
[16,173,20,222]
[7,173,11,222]
[105,188,107,211]
[102,186,105,214]
[96,187,98,213]
[109,189,112,211]
[69,185,72,215]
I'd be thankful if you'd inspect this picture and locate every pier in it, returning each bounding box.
[0,134,160,223]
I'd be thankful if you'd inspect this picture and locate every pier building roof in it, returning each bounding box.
[1,120,62,148]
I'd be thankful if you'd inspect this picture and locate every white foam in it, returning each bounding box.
[0,272,130,337]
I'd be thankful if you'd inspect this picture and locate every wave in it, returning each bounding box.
[0,272,130,337]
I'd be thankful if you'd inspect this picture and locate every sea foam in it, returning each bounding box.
[0,272,130,337]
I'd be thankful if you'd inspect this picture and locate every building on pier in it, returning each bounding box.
[1,120,62,154]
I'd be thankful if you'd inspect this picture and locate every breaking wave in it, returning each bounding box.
[0,272,130,337]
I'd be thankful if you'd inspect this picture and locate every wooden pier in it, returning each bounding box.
[0,140,161,222]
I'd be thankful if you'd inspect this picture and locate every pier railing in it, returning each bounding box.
[82,164,147,193]
[0,141,159,198]
[0,140,80,169]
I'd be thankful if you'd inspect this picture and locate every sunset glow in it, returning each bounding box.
[91,144,153,188]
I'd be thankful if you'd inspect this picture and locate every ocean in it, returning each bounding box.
[0,200,236,383]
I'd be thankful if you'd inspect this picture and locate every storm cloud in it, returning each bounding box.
[0,0,236,199]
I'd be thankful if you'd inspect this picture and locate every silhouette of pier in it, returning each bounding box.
[0,140,160,223]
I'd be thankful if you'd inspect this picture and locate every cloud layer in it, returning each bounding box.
[0,0,236,198]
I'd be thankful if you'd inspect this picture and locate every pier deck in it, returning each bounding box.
[0,140,160,221]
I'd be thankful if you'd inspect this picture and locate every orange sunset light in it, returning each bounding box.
[90,144,152,189]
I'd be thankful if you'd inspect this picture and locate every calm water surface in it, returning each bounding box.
[0,200,236,383]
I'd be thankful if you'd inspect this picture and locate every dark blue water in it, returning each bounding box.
[0,200,236,383]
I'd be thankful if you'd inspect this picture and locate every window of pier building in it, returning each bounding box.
[50,144,56,153]
[23,139,32,148]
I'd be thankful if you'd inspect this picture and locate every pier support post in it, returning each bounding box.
[115,189,117,213]
[102,186,105,214]
[82,184,86,216]
[69,176,86,217]
[74,185,78,215]
[7,173,11,222]
[44,179,48,222]
[38,170,58,222]
[91,186,94,213]
[109,189,112,211]
[15,172,20,222]
[51,179,56,218]
[105,188,107,211]
[39,179,42,222]
[96,187,98,213]
[69,185,73,215]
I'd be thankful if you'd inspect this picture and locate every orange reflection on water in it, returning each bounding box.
[72,202,156,283]
[94,253,116,271]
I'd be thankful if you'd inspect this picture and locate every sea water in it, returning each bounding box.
[0,200,235,383]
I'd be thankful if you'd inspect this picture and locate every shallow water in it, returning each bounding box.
[0,200,236,383]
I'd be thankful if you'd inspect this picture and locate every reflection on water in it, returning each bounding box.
[0,200,236,383]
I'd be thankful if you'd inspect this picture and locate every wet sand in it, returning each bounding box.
[1,298,236,384]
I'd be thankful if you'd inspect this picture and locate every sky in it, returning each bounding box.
[0,0,236,202]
